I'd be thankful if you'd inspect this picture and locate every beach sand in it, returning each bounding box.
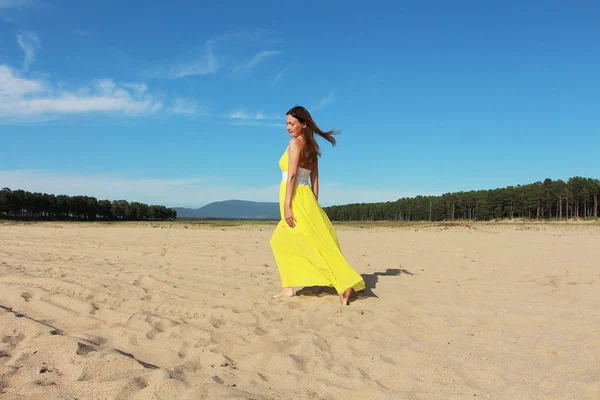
[0,220,599,399]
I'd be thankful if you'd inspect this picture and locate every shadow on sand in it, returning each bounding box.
[295,268,413,303]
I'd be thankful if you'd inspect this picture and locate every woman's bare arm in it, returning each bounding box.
[285,139,302,208]
[284,138,303,227]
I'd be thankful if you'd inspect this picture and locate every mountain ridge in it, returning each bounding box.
[174,199,280,220]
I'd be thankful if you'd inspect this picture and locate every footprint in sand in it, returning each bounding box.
[76,342,98,356]
[1,333,25,346]
[210,317,225,329]
[380,354,397,366]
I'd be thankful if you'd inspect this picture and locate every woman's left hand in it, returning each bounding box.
[284,206,296,228]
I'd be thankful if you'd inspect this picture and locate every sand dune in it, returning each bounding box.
[1,221,599,399]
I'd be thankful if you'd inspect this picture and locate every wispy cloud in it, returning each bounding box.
[0,0,35,9]
[246,51,279,70]
[16,31,39,72]
[167,42,218,79]
[145,30,281,81]
[230,50,280,78]
[312,90,335,111]
[145,41,219,80]
[74,29,94,37]
[210,29,282,46]
[0,65,163,123]
[0,169,416,208]
[226,109,281,127]
[0,65,43,97]
[0,34,212,123]
[273,69,285,84]
[227,120,283,128]
[0,0,42,23]
[169,98,207,116]
[228,109,279,120]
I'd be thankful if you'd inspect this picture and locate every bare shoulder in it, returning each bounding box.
[288,136,306,152]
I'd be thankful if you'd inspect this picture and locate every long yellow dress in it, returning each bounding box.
[269,147,366,294]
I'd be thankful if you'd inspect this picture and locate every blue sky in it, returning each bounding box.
[1,1,598,208]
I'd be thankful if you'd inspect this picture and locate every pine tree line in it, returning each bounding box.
[0,188,176,221]
[323,177,600,222]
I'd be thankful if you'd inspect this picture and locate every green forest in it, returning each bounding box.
[323,177,600,222]
[0,188,177,221]
[3,176,599,223]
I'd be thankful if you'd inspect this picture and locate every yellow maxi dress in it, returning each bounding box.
[270,147,366,294]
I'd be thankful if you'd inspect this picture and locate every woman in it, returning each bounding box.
[269,105,365,305]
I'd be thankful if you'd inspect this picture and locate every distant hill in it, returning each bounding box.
[174,200,280,220]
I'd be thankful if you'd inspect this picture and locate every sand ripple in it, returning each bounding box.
[1,222,599,399]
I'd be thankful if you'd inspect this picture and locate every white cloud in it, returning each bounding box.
[211,29,282,46]
[273,69,285,84]
[0,65,162,122]
[0,33,168,122]
[0,0,34,8]
[227,109,279,120]
[166,42,219,79]
[230,50,279,77]
[144,30,282,81]
[226,120,283,128]
[16,31,39,72]
[0,170,414,208]
[122,82,148,93]
[226,108,281,127]
[0,65,43,96]
[312,90,335,111]
[228,110,251,119]
[169,98,205,115]
[74,29,94,37]
[245,50,280,70]
[144,40,219,80]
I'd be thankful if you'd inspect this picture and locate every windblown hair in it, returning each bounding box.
[286,105,340,165]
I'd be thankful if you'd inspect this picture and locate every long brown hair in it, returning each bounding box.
[286,105,340,165]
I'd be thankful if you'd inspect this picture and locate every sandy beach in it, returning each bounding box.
[0,220,598,399]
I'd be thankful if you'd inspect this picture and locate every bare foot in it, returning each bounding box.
[272,287,294,299]
[340,287,354,305]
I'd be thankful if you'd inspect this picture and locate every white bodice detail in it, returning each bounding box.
[282,167,311,186]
